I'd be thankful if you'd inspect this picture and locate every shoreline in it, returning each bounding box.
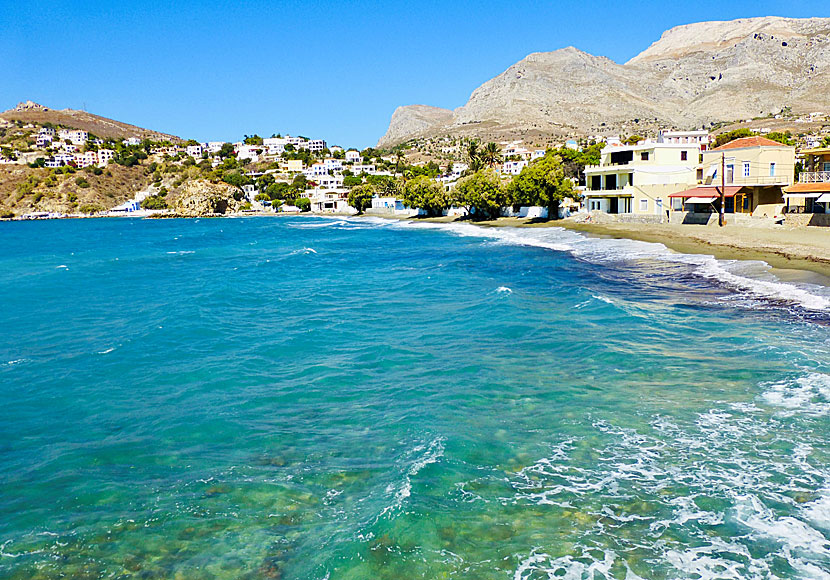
[358,213,830,280]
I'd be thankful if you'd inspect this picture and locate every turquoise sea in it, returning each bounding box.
[1,215,829,579]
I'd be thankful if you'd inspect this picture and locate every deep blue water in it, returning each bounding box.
[0,215,829,579]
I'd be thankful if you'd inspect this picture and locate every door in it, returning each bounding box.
[609,197,619,214]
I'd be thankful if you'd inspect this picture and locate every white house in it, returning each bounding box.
[123,137,142,147]
[350,164,376,175]
[263,137,287,155]
[658,130,711,151]
[186,145,203,158]
[501,160,528,175]
[330,146,343,154]
[345,150,361,163]
[38,127,56,137]
[58,129,88,145]
[309,139,327,152]
[236,144,261,163]
[45,153,76,168]
[74,151,98,168]
[306,162,328,177]
[206,141,225,154]
[323,158,343,173]
[98,149,115,166]
[35,134,53,148]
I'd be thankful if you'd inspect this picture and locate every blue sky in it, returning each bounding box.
[0,1,824,148]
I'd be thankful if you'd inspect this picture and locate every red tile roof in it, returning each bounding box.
[668,186,744,198]
[712,136,789,151]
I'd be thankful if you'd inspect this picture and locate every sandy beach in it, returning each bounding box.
[365,213,830,279]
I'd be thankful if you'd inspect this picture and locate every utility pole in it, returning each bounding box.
[719,152,726,227]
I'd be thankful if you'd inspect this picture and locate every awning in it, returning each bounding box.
[669,186,743,198]
[783,182,830,194]
[684,196,717,204]
[784,192,823,199]
[818,193,830,203]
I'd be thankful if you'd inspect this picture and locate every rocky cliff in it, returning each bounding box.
[378,17,830,147]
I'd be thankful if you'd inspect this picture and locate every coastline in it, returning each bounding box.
[359,213,830,280]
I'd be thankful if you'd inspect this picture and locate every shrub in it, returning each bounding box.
[75,177,90,188]
[1,211,15,219]
[295,197,311,212]
[141,195,168,210]
[79,203,104,214]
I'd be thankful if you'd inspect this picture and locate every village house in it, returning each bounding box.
[309,139,327,152]
[280,159,304,173]
[501,160,529,175]
[74,151,98,168]
[323,158,343,173]
[350,164,376,175]
[123,137,142,146]
[98,149,115,166]
[345,150,361,163]
[669,136,795,215]
[35,133,53,148]
[186,144,203,158]
[58,129,88,145]
[583,141,700,214]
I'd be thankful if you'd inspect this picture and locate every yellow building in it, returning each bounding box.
[583,142,700,215]
[670,137,795,215]
[783,147,830,214]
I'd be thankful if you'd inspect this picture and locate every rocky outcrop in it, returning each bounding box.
[377,105,454,148]
[171,180,244,216]
[378,17,830,146]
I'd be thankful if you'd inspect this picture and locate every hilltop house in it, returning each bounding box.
[58,129,88,145]
[669,137,794,215]
[783,146,830,213]
[583,141,700,215]
[345,150,361,163]
[186,144,203,158]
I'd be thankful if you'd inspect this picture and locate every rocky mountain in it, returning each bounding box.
[378,17,830,147]
[0,101,181,142]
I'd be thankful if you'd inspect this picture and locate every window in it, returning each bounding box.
[681,151,688,161]
[639,199,648,212]
[743,162,750,177]
[641,152,649,161]
[726,164,734,183]
[770,163,776,176]
[823,162,830,172]
[672,197,683,211]
[696,168,703,181]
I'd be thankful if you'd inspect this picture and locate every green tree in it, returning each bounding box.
[766,131,794,146]
[348,184,374,214]
[506,153,574,219]
[714,129,754,148]
[401,175,449,217]
[294,197,311,212]
[219,142,235,158]
[452,170,505,220]
[343,175,363,188]
[141,195,168,210]
[79,203,104,214]
[243,134,264,145]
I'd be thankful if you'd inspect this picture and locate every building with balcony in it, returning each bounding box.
[783,147,830,214]
[583,141,700,215]
[669,137,795,215]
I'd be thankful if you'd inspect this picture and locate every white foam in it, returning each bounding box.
[378,219,830,312]
[97,347,115,355]
[379,437,445,518]
[288,247,317,256]
[495,286,512,294]
[761,373,830,416]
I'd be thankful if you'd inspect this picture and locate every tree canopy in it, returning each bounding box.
[506,153,574,216]
[401,175,448,217]
[452,170,505,220]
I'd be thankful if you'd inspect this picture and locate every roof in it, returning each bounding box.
[712,136,791,151]
[800,147,830,156]
[783,182,830,194]
[669,185,744,198]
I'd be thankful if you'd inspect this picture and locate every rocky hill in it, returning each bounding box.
[378,17,830,147]
[0,101,181,142]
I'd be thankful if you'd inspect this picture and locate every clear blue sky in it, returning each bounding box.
[0,0,824,148]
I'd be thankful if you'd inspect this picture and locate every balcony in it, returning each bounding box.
[799,171,830,183]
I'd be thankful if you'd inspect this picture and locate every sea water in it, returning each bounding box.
[0,215,829,579]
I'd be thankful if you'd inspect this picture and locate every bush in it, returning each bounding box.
[1,211,15,219]
[79,203,104,214]
[141,195,168,210]
[75,177,90,188]
[295,197,311,212]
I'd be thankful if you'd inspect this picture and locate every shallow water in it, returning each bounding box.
[1,215,829,579]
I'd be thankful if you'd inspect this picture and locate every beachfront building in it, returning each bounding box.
[583,141,700,215]
[669,137,795,215]
[783,146,830,213]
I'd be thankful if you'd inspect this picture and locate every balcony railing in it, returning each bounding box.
[799,171,830,183]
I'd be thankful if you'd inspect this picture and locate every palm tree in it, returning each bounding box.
[395,151,405,175]
[482,142,501,168]
[466,140,480,164]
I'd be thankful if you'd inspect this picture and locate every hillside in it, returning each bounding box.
[378,16,830,147]
[0,101,181,142]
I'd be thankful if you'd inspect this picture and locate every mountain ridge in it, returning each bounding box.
[377,16,830,148]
